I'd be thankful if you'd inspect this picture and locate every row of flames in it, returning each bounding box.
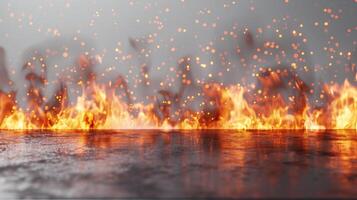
[0,67,355,130]
[0,37,356,130]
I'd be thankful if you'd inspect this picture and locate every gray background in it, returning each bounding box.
[0,0,356,106]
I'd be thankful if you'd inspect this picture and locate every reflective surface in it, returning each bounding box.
[0,130,356,198]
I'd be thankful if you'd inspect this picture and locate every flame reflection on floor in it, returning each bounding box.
[0,130,355,198]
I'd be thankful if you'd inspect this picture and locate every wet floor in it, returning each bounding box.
[0,130,356,198]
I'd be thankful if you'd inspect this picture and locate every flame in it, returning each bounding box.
[0,79,355,130]
[326,80,356,129]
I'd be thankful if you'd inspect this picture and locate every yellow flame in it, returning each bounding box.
[0,80,356,130]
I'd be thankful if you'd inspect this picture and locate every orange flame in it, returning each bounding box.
[0,79,355,130]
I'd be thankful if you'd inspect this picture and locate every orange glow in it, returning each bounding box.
[0,79,355,130]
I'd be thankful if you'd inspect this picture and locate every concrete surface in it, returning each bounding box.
[0,130,356,198]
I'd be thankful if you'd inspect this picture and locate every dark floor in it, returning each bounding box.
[0,130,356,198]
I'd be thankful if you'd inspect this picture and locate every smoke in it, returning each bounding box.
[0,0,356,113]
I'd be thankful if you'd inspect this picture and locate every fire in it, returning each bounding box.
[0,78,355,130]
[325,80,356,129]
[0,0,356,132]
[0,37,355,131]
